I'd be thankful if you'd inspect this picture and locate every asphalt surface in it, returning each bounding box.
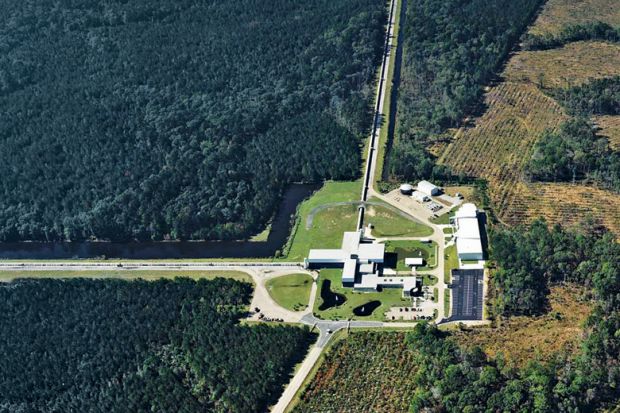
[449,269,484,321]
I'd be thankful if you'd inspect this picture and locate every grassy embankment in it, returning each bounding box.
[444,244,458,284]
[0,270,253,283]
[313,269,410,321]
[373,0,403,185]
[266,273,314,312]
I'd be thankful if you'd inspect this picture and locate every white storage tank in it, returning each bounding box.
[399,183,414,195]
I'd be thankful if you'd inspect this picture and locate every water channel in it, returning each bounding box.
[0,184,319,259]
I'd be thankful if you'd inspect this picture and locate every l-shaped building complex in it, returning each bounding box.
[304,230,420,296]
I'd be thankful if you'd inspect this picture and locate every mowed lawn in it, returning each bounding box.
[283,181,433,261]
[313,269,410,321]
[384,240,437,271]
[266,273,314,312]
[284,181,361,261]
[366,204,433,238]
[444,244,459,284]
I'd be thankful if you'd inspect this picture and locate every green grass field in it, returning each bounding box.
[366,203,433,237]
[444,289,451,318]
[384,240,437,271]
[0,270,253,283]
[444,244,458,284]
[266,273,314,312]
[283,181,361,261]
[313,269,410,321]
[431,213,452,225]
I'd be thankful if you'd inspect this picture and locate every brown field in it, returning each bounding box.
[505,41,620,88]
[437,38,620,233]
[596,115,620,151]
[528,0,620,36]
[438,81,566,222]
[293,332,417,413]
[454,285,591,367]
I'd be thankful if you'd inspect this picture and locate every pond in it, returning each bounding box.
[318,279,347,311]
[352,300,381,316]
[0,184,319,259]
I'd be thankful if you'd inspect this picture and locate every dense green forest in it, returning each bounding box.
[386,0,543,181]
[549,76,620,116]
[407,220,620,412]
[527,118,620,191]
[0,278,315,412]
[0,0,386,241]
[523,21,620,50]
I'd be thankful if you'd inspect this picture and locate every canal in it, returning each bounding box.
[0,184,318,259]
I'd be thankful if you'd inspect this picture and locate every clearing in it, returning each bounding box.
[527,0,620,36]
[292,331,417,413]
[453,285,592,367]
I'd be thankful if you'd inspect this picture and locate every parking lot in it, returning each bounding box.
[449,269,484,320]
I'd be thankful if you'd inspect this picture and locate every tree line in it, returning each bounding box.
[0,0,386,242]
[0,277,315,412]
[549,76,620,116]
[385,0,543,182]
[527,117,620,192]
[523,21,620,51]
[406,219,620,411]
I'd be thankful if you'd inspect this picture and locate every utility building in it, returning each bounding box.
[454,203,483,261]
[417,180,441,196]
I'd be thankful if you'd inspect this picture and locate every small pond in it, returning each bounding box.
[318,279,347,311]
[352,300,381,316]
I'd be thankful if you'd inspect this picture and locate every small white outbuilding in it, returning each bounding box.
[405,257,424,266]
[417,180,441,196]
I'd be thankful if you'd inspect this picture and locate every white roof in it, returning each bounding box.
[341,231,361,252]
[357,243,385,262]
[405,258,424,266]
[456,217,481,239]
[400,184,414,191]
[359,262,375,274]
[307,249,345,261]
[342,258,357,282]
[354,274,418,292]
[417,180,439,194]
[456,237,483,254]
[354,274,379,290]
[412,191,429,202]
[455,203,477,219]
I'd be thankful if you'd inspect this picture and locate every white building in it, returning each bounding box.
[306,230,385,286]
[405,257,424,266]
[411,191,430,203]
[417,180,441,196]
[454,203,483,261]
[306,230,419,296]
